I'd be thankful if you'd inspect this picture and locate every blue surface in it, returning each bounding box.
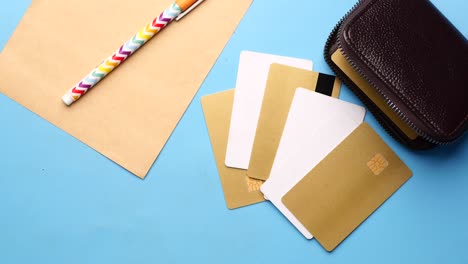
[0,0,467,263]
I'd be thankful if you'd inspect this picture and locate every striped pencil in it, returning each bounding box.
[62,0,204,106]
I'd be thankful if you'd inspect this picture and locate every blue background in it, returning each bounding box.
[1,0,467,263]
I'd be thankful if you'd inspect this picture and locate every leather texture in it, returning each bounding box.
[339,0,467,143]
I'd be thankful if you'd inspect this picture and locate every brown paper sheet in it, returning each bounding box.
[0,0,252,178]
[201,89,265,209]
[283,123,412,251]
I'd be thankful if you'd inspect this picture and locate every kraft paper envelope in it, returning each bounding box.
[283,123,412,251]
[201,89,265,209]
[261,88,366,239]
[248,64,341,181]
[0,0,252,178]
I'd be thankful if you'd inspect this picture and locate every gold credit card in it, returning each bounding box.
[248,64,341,181]
[201,89,265,209]
[282,123,412,251]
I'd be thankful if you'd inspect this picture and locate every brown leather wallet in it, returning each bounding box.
[324,0,467,149]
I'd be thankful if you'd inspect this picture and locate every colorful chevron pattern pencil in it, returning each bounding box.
[62,0,204,106]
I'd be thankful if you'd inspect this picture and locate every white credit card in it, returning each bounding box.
[225,51,313,169]
[261,88,366,239]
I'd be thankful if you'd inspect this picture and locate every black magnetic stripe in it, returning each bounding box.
[315,73,335,96]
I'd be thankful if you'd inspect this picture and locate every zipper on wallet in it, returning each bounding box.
[323,0,442,146]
